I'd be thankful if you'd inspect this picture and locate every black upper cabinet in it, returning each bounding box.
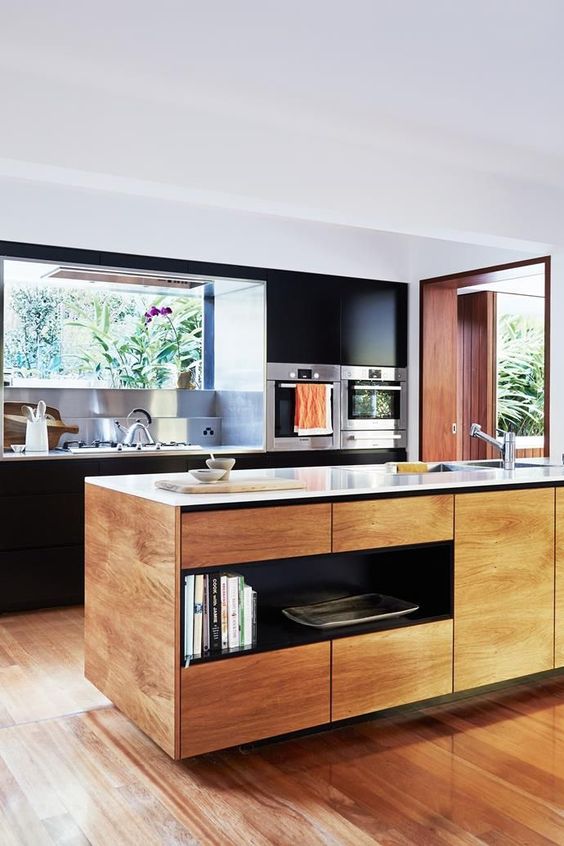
[267,270,341,364]
[267,270,408,367]
[341,279,408,367]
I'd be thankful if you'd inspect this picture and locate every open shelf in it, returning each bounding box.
[183,541,453,666]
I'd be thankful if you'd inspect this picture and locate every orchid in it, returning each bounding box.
[144,301,202,386]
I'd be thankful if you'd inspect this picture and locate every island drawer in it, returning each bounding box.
[332,495,454,552]
[181,503,332,568]
[180,642,331,757]
[332,619,453,721]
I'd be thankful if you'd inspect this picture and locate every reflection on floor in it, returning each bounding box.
[2,606,564,844]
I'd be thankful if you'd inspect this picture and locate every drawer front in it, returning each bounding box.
[332,619,453,721]
[181,503,332,568]
[0,545,84,612]
[332,495,453,552]
[181,642,331,757]
[0,494,84,550]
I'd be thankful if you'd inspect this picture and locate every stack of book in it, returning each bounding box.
[184,572,257,664]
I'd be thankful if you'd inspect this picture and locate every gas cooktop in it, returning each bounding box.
[59,440,203,454]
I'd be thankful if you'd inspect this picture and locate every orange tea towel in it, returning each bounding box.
[294,383,333,435]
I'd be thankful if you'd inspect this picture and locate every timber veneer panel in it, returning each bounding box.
[181,642,330,757]
[332,619,453,721]
[454,488,554,691]
[555,488,564,667]
[84,485,180,758]
[181,503,331,568]
[332,495,453,552]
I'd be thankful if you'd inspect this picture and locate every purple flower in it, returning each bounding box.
[160,306,173,315]
[149,305,160,316]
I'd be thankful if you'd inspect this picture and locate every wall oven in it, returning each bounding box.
[341,365,407,450]
[266,363,340,451]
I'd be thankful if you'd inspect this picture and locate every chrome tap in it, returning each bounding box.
[114,408,155,446]
[469,423,516,470]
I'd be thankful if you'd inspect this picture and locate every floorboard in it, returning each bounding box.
[3,607,564,844]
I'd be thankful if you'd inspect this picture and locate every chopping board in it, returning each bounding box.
[154,478,308,494]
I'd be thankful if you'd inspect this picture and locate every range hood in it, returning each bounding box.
[42,266,207,291]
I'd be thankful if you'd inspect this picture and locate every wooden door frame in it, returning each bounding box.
[419,256,551,459]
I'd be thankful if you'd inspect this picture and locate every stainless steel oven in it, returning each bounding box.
[266,363,340,451]
[341,365,407,449]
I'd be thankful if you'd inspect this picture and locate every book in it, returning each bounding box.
[193,574,204,658]
[184,574,195,664]
[220,575,229,650]
[202,575,209,654]
[226,573,240,649]
[243,584,254,647]
[238,575,245,647]
[209,574,222,653]
[252,589,257,646]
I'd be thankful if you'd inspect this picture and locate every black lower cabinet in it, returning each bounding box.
[0,546,84,612]
[0,494,84,551]
[0,448,406,613]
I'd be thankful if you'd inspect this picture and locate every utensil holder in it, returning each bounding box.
[25,419,49,453]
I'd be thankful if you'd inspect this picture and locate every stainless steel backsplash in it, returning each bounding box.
[4,387,264,448]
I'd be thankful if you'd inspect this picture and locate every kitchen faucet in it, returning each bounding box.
[115,408,155,446]
[469,423,516,470]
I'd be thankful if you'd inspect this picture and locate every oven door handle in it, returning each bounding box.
[279,383,334,389]
[351,385,402,391]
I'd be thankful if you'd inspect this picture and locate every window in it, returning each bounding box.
[3,261,204,389]
[496,292,544,438]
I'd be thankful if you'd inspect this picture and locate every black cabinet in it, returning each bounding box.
[266,270,408,368]
[0,546,84,613]
[341,279,408,367]
[266,270,341,364]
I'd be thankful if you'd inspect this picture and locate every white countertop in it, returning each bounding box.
[86,459,564,508]
[1,444,264,461]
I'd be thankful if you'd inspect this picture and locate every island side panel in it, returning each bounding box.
[84,484,180,758]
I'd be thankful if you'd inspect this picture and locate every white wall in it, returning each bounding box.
[0,175,549,458]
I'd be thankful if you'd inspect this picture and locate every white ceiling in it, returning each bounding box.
[2,1,564,239]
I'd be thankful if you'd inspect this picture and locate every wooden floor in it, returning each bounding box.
[3,610,564,845]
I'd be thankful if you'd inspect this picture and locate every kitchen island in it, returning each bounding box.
[84,461,564,758]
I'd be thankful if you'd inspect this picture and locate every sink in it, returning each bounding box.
[425,462,466,473]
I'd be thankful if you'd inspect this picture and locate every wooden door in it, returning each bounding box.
[458,291,497,459]
[454,488,554,691]
[420,282,458,461]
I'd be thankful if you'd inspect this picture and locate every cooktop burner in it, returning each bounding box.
[59,440,202,454]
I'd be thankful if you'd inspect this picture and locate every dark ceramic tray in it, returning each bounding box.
[282,592,419,629]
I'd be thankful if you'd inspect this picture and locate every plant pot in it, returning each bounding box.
[177,371,196,389]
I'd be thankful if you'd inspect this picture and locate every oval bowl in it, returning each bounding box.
[189,468,226,484]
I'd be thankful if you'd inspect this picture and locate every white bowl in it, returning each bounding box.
[10,444,26,453]
[189,468,226,484]
[206,458,236,479]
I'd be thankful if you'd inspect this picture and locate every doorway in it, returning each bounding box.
[419,257,550,461]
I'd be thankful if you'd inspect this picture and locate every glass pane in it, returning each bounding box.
[496,292,544,438]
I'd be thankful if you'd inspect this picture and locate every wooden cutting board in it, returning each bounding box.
[3,403,79,450]
[154,478,308,494]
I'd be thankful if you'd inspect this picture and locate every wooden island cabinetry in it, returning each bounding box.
[454,487,554,690]
[85,478,564,759]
